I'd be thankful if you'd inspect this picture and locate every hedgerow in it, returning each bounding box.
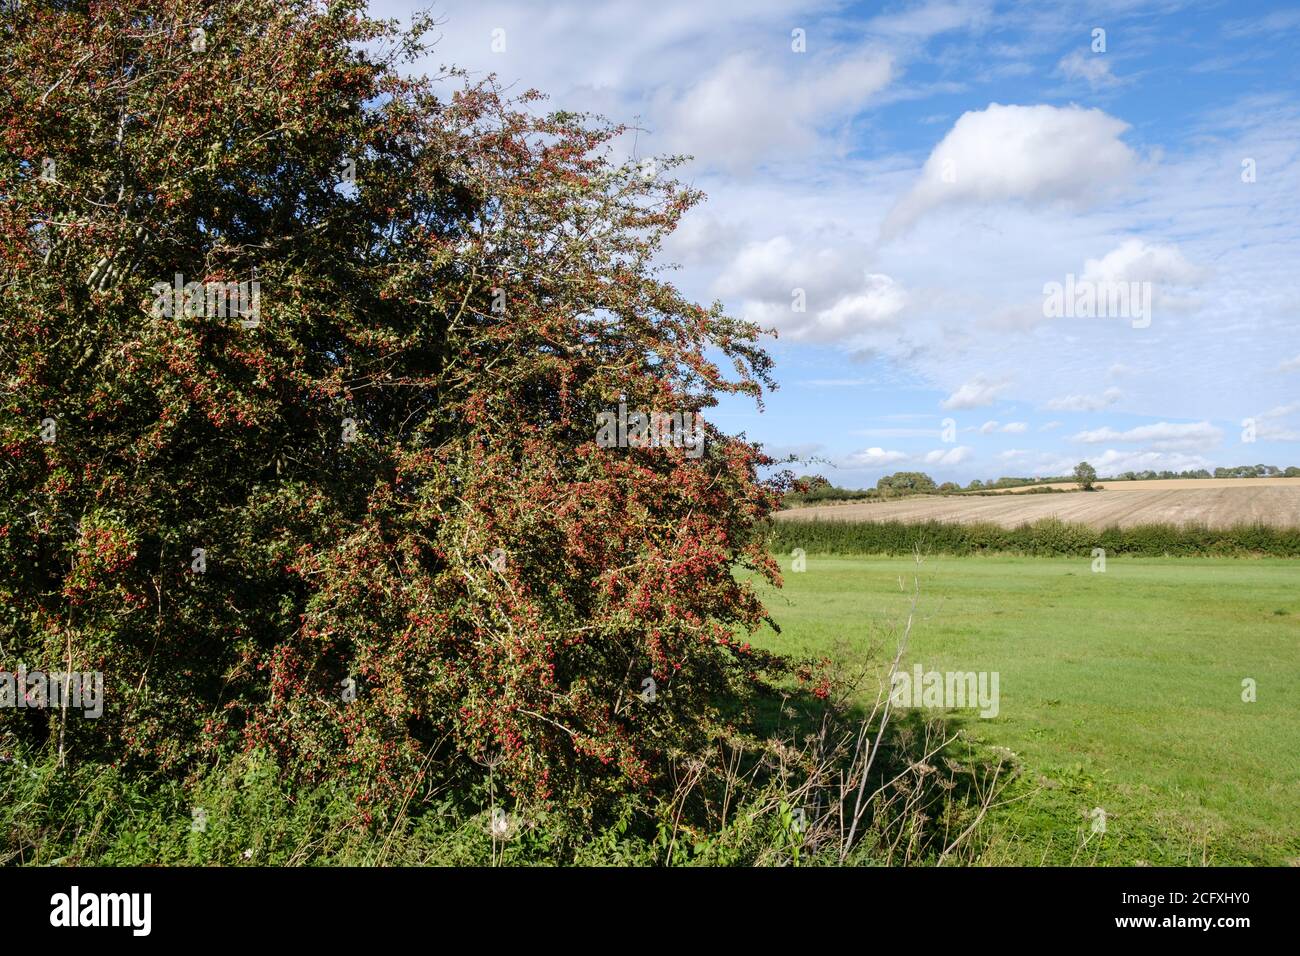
[769,517,1300,557]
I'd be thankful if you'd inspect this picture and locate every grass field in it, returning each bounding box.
[778,484,1300,529]
[744,554,1300,865]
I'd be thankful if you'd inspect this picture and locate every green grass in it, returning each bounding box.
[7,552,1294,867]
[745,554,1300,866]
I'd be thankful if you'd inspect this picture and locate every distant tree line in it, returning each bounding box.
[782,462,1300,507]
[782,471,1067,505]
[1108,465,1300,480]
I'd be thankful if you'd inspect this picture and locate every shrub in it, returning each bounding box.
[0,0,787,824]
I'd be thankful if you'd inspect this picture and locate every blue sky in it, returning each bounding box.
[373,0,1300,486]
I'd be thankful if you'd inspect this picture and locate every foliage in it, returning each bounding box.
[1,693,1012,866]
[0,0,788,823]
[768,517,1300,557]
[782,478,875,507]
[877,471,936,494]
[1072,461,1098,491]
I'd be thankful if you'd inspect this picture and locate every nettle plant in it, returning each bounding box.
[0,0,789,820]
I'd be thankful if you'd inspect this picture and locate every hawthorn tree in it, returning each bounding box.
[0,0,788,821]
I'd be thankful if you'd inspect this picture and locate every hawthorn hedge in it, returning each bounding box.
[0,0,790,823]
[769,518,1300,557]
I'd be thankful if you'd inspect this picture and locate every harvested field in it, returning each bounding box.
[776,484,1300,529]
[976,477,1300,493]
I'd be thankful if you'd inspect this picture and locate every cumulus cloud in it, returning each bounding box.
[1278,353,1300,372]
[1046,388,1122,412]
[881,103,1137,237]
[1070,421,1223,452]
[941,376,1010,410]
[714,236,906,341]
[660,51,892,171]
[1041,238,1203,325]
[1080,238,1204,306]
[661,211,744,268]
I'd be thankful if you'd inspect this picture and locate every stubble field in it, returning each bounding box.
[777,480,1300,529]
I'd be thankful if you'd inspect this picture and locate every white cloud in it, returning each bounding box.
[1046,388,1122,412]
[714,237,905,341]
[841,445,973,468]
[1057,50,1119,89]
[1278,354,1300,372]
[378,1,897,176]
[920,446,974,465]
[1255,424,1300,441]
[1076,450,1217,477]
[1071,421,1223,452]
[660,51,892,171]
[1261,402,1300,419]
[866,0,993,39]
[662,211,744,267]
[881,103,1137,237]
[715,235,857,303]
[941,376,1009,410]
[1081,238,1203,287]
[1040,238,1203,323]
[977,420,1027,434]
[813,277,909,338]
[1224,8,1300,38]
[842,446,910,468]
[1253,403,1300,440]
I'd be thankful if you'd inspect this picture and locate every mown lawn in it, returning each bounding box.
[744,554,1300,865]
